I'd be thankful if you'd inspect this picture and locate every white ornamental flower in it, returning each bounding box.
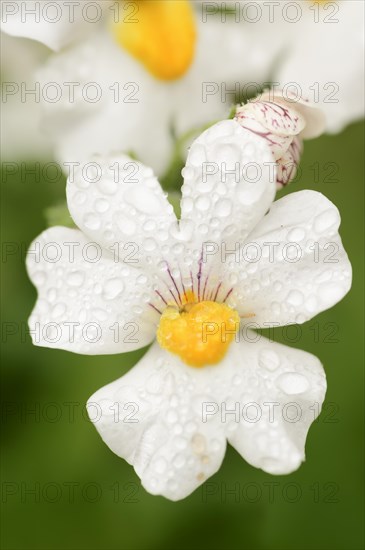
[0,32,52,160]
[1,0,270,175]
[27,120,352,500]
[234,0,364,133]
[235,89,326,189]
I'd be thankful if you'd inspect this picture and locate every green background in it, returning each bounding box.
[1,120,364,550]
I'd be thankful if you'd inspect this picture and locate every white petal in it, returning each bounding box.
[66,153,177,272]
[227,335,326,475]
[0,0,103,50]
[26,227,157,354]
[88,342,228,501]
[224,190,352,325]
[180,120,276,249]
[89,333,326,499]
[259,90,326,140]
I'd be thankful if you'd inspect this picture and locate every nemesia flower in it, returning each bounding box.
[228,0,364,133]
[1,0,271,175]
[27,120,352,500]
[235,89,326,189]
[0,32,51,160]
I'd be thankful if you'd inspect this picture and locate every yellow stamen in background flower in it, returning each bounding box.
[157,300,240,367]
[112,0,196,80]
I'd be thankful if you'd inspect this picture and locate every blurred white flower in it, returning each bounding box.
[1,0,273,174]
[235,0,364,133]
[0,32,52,160]
[27,120,351,500]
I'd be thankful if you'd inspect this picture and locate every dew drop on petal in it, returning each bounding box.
[196,196,211,212]
[103,278,125,300]
[276,372,310,395]
[286,290,304,306]
[259,348,280,371]
[153,458,167,474]
[144,238,157,252]
[84,213,100,231]
[288,227,306,242]
[116,216,136,236]
[97,178,118,195]
[137,274,148,285]
[74,192,86,205]
[126,186,163,215]
[214,199,232,218]
[33,271,46,285]
[67,271,84,287]
[94,198,109,213]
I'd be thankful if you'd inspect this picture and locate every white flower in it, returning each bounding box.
[1,0,270,175]
[0,32,52,160]
[235,89,326,189]
[27,120,351,500]
[240,0,364,133]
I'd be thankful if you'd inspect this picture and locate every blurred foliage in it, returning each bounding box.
[1,121,364,550]
[44,201,76,229]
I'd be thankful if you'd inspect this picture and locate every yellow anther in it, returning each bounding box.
[112,0,196,80]
[157,300,240,367]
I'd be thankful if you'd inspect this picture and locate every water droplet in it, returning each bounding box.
[97,178,118,196]
[103,278,124,300]
[173,454,186,469]
[144,238,157,252]
[182,197,193,213]
[181,166,194,180]
[189,143,206,166]
[33,271,46,285]
[196,196,211,212]
[153,458,167,474]
[47,288,57,302]
[215,199,232,217]
[143,220,156,232]
[286,290,304,306]
[84,213,100,231]
[75,177,89,189]
[126,186,163,215]
[259,348,280,371]
[288,227,306,242]
[94,198,109,213]
[68,271,84,287]
[74,192,86,205]
[166,409,178,424]
[277,372,310,395]
[116,216,136,236]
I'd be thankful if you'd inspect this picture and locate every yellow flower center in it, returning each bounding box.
[157,295,240,368]
[112,0,196,80]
